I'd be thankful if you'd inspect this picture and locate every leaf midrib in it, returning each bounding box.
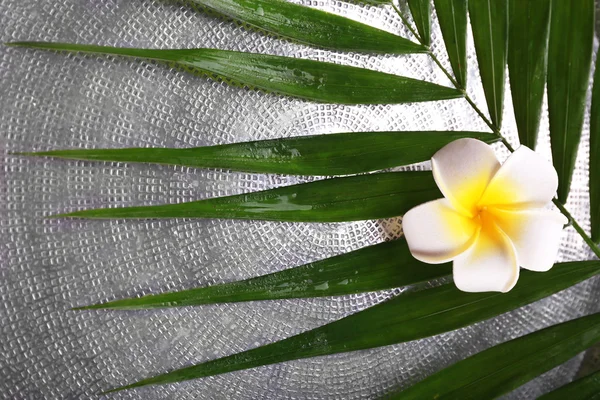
[486,0,498,123]
[524,2,532,141]
[449,0,460,84]
[562,8,574,183]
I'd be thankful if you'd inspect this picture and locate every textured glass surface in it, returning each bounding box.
[0,0,599,398]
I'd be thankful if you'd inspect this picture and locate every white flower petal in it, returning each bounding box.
[453,222,519,293]
[431,138,501,217]
[490,208,567,272]
[479,146,559,208]
[403,198,480,264]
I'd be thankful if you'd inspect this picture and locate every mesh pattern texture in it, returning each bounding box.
[0,0,599,398]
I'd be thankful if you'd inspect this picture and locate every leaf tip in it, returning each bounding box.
[71,304,97,311]
[100,386,127,395]
[9,151,38,157]
[4,41,36,48]
[72,300,122,310]
[47,211,80,219]
[101,380,152,394]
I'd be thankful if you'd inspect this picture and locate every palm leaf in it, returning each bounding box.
[387,312,600,399]
[468,0,508,128]
[538,370,600,400]
[507,0,550,149]
[406,0,431,46]
[186,0,424,54]
[103,260,600,393]
[590,54,600,243]
[547,0,594,203]
[6,42,463,105]
[433,0,468,89]
[75,239,451,310]
[8,1,600,397]
[19,131,499,176]
[52,171,441,222]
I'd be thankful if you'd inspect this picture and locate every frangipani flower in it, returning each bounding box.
[403,139,567,293]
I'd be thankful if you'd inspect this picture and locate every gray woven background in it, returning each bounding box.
[1,0,599,398]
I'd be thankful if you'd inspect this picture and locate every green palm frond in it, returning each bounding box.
[468,0,508,129]
[539,369,600,400]
[185,0,426,54]
[103,260,600,393]
[51,171,440,222]
[433,0,468,89]
[7,42,462,104]
[507,0,550,149]
[406,0,431,45]
[8,0,600,397]
[387,312,600,399]
[547,0,595,203]
[590,49,600,243]
[74,239,451,309]
[16,131,498,176]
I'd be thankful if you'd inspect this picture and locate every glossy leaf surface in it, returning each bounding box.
[590,54,600,242]
[468,0,508,128]
[189,0,424,54]
[76,239,451,309]
[388,312,600,399]
[507,0,550,149]
[433,0,468,88]
[407,0,431,45]
[547,0,594,203]
[53,171,441,222]
[22,131,499,176]
[538,370,600,400]
[7,42,463,105]
[104,260,600,392]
